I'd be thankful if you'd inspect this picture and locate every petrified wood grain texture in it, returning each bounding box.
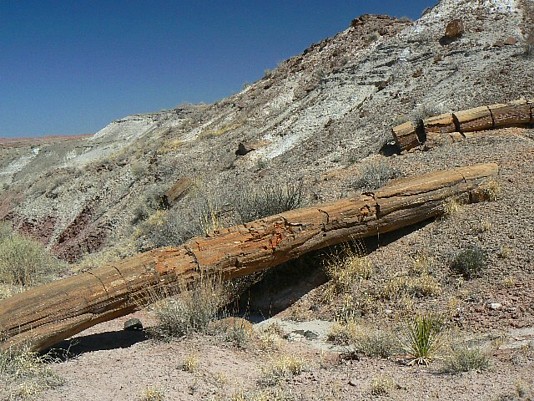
[453,106,494,133]
[488,99,531,128]
[423,113,457,134]
[0,163,499,352]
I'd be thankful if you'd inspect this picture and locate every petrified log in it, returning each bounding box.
[0,163,499,352]
[394,99,534,152]
[163,177,193,207]
[392,121,420,151]
[454,106,493,132]
[489,99,531,128]
[423,113,457,134]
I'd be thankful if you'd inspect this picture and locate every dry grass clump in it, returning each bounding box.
[139,386,165,401]
[352,160,401,190]
[259,355,307,387]
[381,274,442,300]
[323,242,372,298]
[0,347,64,400]
[229,387,300,401]
[380,252,441,299]
[181,353,199,372]
[369,375,396,396]
[0,224,65,288]
[322,244,443,320]
[208,317,255,348]
[256,323,285,351]
[440,346,490,374]
[443,198,463,217]
[481,178,501,202]
[149,275,226,340]
[327,320,359,345]
[328,321,399,358]
[495,380,532,401]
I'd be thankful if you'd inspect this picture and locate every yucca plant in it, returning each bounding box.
[404,313,444,365]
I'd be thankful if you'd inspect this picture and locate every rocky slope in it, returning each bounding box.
[1,0,533,262]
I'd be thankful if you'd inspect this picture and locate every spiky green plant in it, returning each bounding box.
[404,314,444,365]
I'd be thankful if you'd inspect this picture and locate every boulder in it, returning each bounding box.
[445,19,465,39]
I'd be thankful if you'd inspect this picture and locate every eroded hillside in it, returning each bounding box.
[1,0,533,264]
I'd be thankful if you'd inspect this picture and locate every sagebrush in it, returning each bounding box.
[352,160,400,190]
[450,246,488,279]
[0,225,64,287]
[149,275,226,339]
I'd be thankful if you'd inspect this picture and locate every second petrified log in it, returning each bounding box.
[0,163,499,352]
[393,99,534,152]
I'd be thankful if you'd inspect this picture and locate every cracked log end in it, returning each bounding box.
[392,121,420,151]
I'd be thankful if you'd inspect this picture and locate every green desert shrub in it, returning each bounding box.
[525,30,534,57]
[450,246,488,279]
[352,160,400,190]
[403,313,444,365]
[0,228,64,287]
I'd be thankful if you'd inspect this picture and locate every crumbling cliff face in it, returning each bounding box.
[1,0,533,262]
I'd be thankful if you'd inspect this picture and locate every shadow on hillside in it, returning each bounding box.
[46,329,148,361]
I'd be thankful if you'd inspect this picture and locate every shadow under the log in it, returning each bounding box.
[46,329,148,360]
[237,219,432,321]
[44,220,433,355]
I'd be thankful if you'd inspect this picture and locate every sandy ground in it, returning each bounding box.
[36,311,534,401]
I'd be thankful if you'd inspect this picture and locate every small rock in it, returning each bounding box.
[488,302,503,310]
[349,379,358,387]
[303,330,319,340]
[235,142,255,156]
[123,318,143,331]
[286,332,305,342]
[444,19,464,39]
[504,36,517,45]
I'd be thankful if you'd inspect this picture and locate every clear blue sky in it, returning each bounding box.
[0,1,437,137]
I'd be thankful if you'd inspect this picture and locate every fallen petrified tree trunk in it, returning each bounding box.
[0,163,499,352]
[392,99,534,152]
